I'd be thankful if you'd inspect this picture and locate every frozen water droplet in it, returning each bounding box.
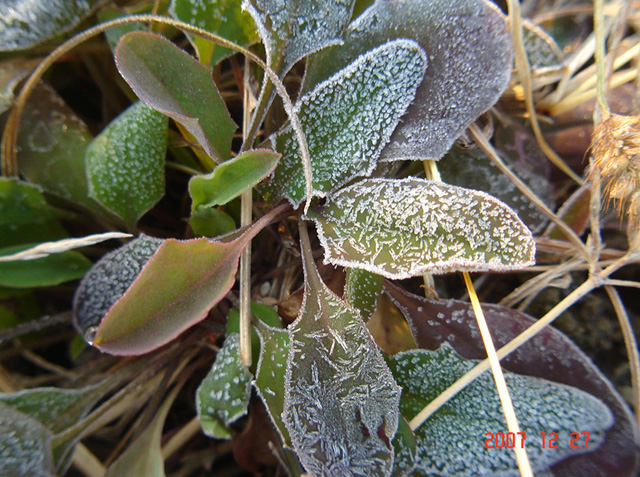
[84,326,98,346]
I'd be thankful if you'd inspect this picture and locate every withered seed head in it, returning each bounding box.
[589,113,640,237]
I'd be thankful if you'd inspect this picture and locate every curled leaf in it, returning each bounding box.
[306,178,536,278]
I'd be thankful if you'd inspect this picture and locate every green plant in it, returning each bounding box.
[0,0,639,475]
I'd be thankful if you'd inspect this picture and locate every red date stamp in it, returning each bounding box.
[484,432,590,449]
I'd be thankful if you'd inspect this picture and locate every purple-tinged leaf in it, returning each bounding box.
[385,282,640,476]
[73,205,288,356]
[115,32,237,162]
[306,178,536,279]
[304,0,513,161]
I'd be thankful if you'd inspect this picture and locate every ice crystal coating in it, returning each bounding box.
[72,235,163,335]
[265,40,427,208]
[0,402,54,476]
[283,257,400,475]
[304,0,513,161]
[242,0,354,73]
[254,325,291,445]
[307,178,536,279]
[86,101,168,229]
[0,0,98,51]
[388,345,614,476]
[196,333,252,439]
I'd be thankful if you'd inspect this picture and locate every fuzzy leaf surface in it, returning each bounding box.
[170,0,258,66]
[197,333,252,439]
[283,243,400,476]
[18,84,98,212]
[0,0,102,51]
[304,0,512,161]
[116,32,236,162]
[86,101,168,229]
[242,0,354,74]
[83,211,276,355]
[72,235,164,335]
[0,402,54,476]
[255,324,291,446]
[386,283,640,476]
[264,40,427,208]
[388,345,613,475]
[189,149,280,210]
[306,178,535,279]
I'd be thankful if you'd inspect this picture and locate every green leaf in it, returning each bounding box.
[170,0,258,67]
[86,101,168,230]
[391,415,416,477]
[254,323,290,446]
[0,246,90,288]
[0,0,102,51]
[106,385,181,477]
[282,227,400,475]
[306,178,536,278]
[0,57,41,114]
[189,149,280,211]
[74,209,280,355]
[189,207,236,238]
[196,333,253,440]
[242,0,355,74]
[115,32,237,162]
[344,268,382,321]
[264,40,427,208]
[18,84,99,212]
[387,345,614,475]
[96,8,149,52]
[0,402,54,476]
[0,177,67,249]
[304,0,513,161]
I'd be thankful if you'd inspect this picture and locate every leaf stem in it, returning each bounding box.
[462,272,533,477]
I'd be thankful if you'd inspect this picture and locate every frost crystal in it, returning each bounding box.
[283,271,400,475]
[72,235,163,334]
[242,0,353,73]
[265,40,427,208]
[390,345,614,476]
[307,178,536,278]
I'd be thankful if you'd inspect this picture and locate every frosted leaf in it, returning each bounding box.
[115,32,237,162]
[388,345,614,476]
[283,243,400,476]
[344,268,382,321]
[391,416,417,477]
[264,40,427,208]
[303,0,513,161]
[306,178,536,279]
[523,21,563,70]
[170,0,258,66]
[72,235,164,335]
[0,0,100,51]
[254,324,291,446]
[385,283,640,476]
[86,101,168,230]
[241,0,354,74]
[196,333,252,440]
[439,126,554,234]
[0,402,54,476]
